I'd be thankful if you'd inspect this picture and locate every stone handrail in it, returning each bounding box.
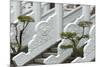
[41,8,55,20]
[63,6,82,28]
[90,14,95,24]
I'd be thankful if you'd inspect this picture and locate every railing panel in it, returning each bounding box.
[12,14,59,65]
[72,25,95,62]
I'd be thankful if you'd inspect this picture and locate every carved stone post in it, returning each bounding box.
[33,2,41,22]
[13,1,21,22]
[43,3,50,13]
[82,5,90,21]
[55,3,63,40]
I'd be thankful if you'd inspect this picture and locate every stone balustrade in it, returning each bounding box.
[43,6,95,64]
[10,2,81,47]
[10,1,95,66]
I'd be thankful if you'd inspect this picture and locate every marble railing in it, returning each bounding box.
[44,15,95,64]
[12,14,59,65]
[10,5,81,47]
[11,5,83,66]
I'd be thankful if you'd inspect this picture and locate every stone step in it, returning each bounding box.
[28,64,43,66]
[27,41,60,65]
[63,57,76,63]
[50,47,57,52]
[50,40,61,48]
[42,52,57,58]
[34,58,45,64]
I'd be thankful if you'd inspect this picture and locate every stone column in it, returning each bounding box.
[33,2,41,22]
[55,3,63,40]
[82,5,90,21]
[13,1,21,22]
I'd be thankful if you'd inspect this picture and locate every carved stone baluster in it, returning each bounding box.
[82,5,90,21]
[43,3,50,13]
[55,3,63,40]
[33,2,41,22]
[13,1,21,22]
